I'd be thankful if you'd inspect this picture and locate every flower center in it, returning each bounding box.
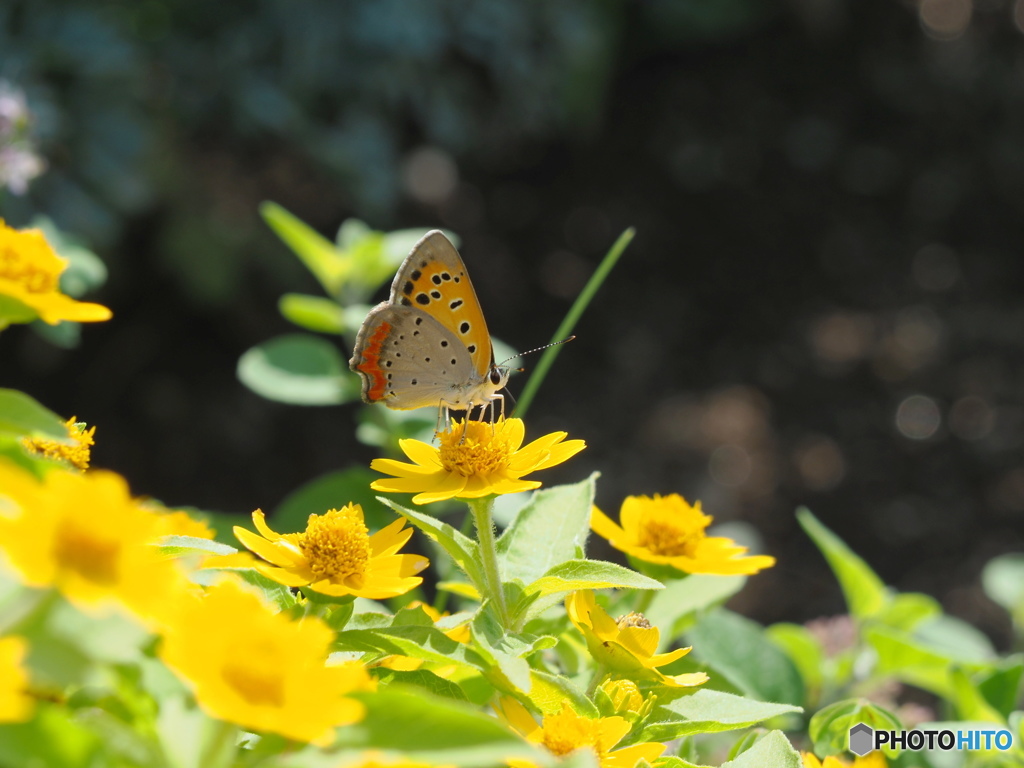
[636,515,704,557]
[0,244,59,294]
[53,520,120,585]
[221,642,286,707]
[298,506,371,582]
[438,421,512,477]
[615,611,651,630]
[540,708,605,757]
[22,417,95,471]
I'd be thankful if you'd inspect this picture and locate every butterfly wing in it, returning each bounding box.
[349,303,481,410]
[387,231,494,376]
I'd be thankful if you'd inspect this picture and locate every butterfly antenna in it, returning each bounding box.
[498,336,576,368]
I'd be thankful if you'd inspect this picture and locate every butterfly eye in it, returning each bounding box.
[489,368,505,385]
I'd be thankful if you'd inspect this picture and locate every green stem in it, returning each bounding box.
[468,496,510,628]
[515,227,635,419]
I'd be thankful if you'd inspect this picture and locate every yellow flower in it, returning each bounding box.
[591,494,775,576]
[566,591,708,689]
[0,220,112,326]
[497,698,665,768]
[0,462,192,628]
[0,635,33,723]
[370,418,585,505]
[802,752,887,768]
[22,415,95,470]
[596,679,655,722]
[159,578,372,745]
[233,504,428,599]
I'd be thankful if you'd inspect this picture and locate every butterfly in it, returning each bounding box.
[349,231,511,416]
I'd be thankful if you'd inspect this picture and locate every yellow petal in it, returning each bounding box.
[234,526,307,569]
[649,645,691,667]
[495,697,541,740]
[616,625,661,660]
[532,439,586,470]
[397,438,444,469]
[370,457,440,478]
[254,562,315,587]
[370,474,450,493]
[604,741,666,768]
[500,418,527,452]
[368,518,413,557]
[590,506,629,545]
[252,509,282,541]
[411,472,468,505]
[665,671,709,688]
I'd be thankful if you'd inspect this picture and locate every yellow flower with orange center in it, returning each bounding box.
[0,220,111,326]
[22,415,95,470]
[802,752,887,768]
[566,590,708,688]
[159,578,372,745]
[233,504,428,599]
[0,462,192,629]
[591,494,776,576]
[0,635,33,723]
[497,698,665,768]
[369,418,585,505]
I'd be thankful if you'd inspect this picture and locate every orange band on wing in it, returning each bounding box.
[355,321,392,401]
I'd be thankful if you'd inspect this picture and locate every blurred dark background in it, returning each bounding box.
[2,0,1022,642]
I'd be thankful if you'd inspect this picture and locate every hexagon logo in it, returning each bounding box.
[849,722,874,756]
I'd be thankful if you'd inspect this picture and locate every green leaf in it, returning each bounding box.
[645,575,747,643]
[373,669,469,702]
[512,559,662,625]
[808,698,901,756]
[471,610,533,694]
[976,656,1024,719]
[334,625,484,670]
[497,474,597,585]
[379,497,484,589]
[686,609,804,706]
[720,730,801,768]
[278,293,346,334]
[274,467,393,535]
[874,592,942,631]
[0,388,68,440]
[765,623,825,700]
[797,507,887,619]
[237,333,357,405]
[983,554,1024,624]
[0,705,101,768]
[865,614,995,699]
[639,689,802,742]
[949,667,1007,724]
[261,201,349,294]
[336,688,538,765]
[527,669,597,717]
[156,535,237,558]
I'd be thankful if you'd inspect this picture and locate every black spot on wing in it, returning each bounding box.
[411,269,422,281]
[449,299,463,310]
[459,321,470,334]
[403,281,414,295]
[431,274,442,285]
[416,293,430,305]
